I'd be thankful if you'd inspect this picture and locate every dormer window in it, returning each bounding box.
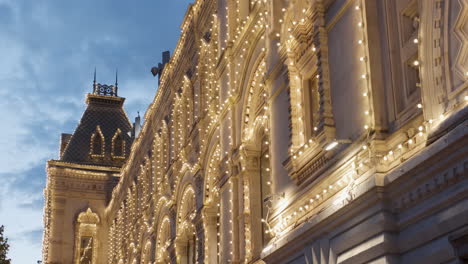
[90,126,105,157]
[111,129,125,158]
[93,136,102,155]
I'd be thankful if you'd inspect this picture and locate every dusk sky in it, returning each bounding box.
[0,0,192,262]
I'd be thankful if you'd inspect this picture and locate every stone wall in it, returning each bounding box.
[44,0,468,263]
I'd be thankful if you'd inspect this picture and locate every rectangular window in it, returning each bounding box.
[384,0,422,129]
[79,237,93,263]
[302,76,319,139]
[397,0,421,114]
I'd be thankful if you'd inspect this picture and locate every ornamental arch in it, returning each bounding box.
[201,142,222,263]
[175,185,197,264]
[238,54,274,261]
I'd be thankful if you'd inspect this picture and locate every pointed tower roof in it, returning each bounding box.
[60,74,133,167]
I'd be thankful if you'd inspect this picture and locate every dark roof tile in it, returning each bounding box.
[60,94,133,167]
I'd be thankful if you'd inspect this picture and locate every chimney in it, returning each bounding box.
[162,51,170,64]
[132,112,142,139]
[59,133,73,158]
[151,51,171,85]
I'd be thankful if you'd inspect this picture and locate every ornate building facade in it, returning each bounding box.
[43,0,468,263]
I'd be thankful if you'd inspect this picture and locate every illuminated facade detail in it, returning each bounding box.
[42,77,132,264]
[111,128,125,158]
[74,208,100,264]
[43,1,468,264]
[90,126,105,157]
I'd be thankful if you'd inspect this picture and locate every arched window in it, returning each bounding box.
[240,126,273,261]
[90,126,104,156]
[156,217,171,263]
[74,208,99,264]
[93,137,102,155]
[141,240,154,264]
[176,186,197,264]
[203,144,221,263]
[186,234,196,264]
[259,132,272,246]
[114,135,123,156]
[112,129,125,157]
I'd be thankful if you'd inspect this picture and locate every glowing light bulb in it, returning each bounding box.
[325,141,338,151]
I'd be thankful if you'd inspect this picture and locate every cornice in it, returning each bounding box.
[47,160,121,173]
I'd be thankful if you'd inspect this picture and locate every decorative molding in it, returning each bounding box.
[392,152,467,213]
[447,0,468,97]
[90,125,105,158]
[278,1,337,185]
[111,128,126,159]
[74,208,100,264]
[78,208,100,224]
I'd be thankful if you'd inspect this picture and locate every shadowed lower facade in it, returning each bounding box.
[42,0,468,263]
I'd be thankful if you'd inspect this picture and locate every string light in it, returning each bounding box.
[98,1,465,263]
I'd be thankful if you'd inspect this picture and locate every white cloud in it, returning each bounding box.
[0,37,26,81]
[121,77,157,107]
[0,1,191,263]
[0,193,43,263]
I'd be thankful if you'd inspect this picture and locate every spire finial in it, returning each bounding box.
[93,67,97,93]
[115,68,119,96]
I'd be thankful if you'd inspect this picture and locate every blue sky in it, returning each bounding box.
[0,0,192,262]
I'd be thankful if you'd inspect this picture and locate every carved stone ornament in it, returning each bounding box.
[78,208,100,224]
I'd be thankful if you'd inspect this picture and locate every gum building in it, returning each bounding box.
[42,0,468,263]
